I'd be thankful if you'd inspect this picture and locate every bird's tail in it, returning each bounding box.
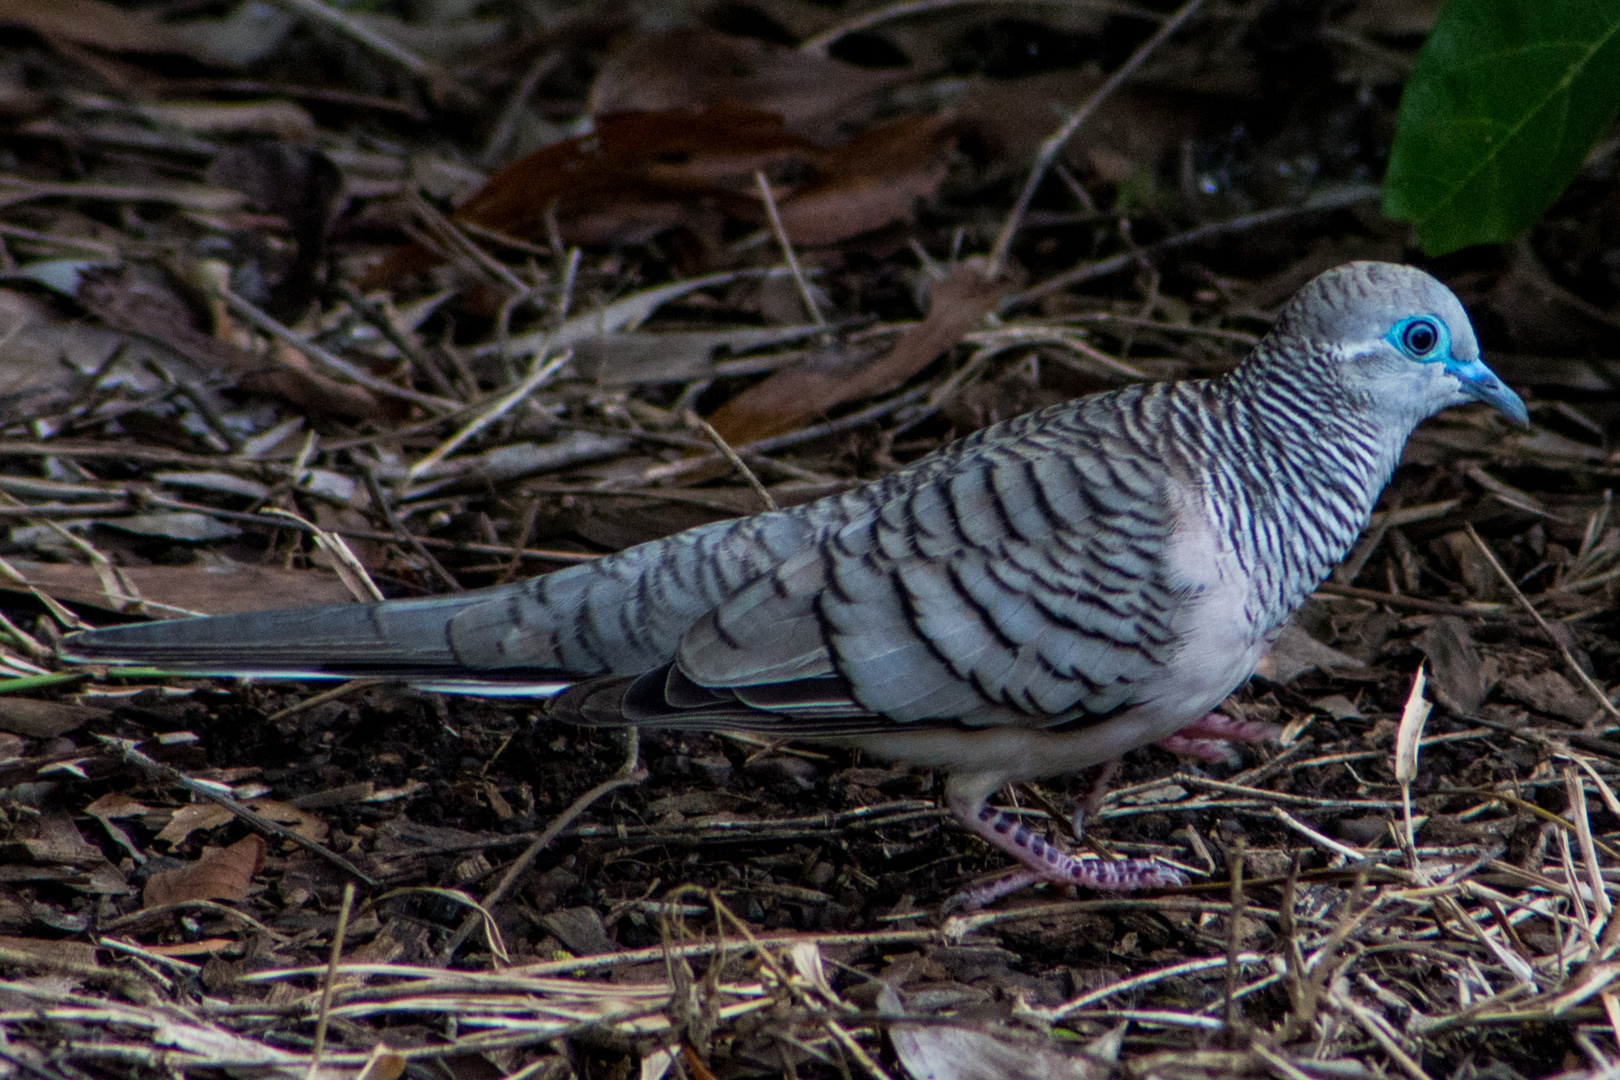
[60,592,572,695]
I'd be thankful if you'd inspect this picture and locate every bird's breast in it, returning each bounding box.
[1144,480,1275,733]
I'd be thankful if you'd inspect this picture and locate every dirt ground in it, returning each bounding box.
[2,2,1620,1078]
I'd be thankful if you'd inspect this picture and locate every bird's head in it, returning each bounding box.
[1263,261,1529,429]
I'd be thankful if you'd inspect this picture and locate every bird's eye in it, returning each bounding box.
[1401,318,1439,357]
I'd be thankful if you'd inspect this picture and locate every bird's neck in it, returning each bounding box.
[1202,361,1405,629]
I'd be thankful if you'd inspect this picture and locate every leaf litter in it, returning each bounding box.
[1,2,1620,1079]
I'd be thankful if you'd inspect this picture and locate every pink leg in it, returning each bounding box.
[946,870,1042,912]
[1155,712,1281,762]
[942,781,1186,911]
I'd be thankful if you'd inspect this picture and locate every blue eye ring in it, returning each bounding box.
[1386,315,1449,362]
[1402,319,1438,355]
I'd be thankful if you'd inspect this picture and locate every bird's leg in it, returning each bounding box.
[943,870,1043,912]
[942,777,1186,911]
[1154,712,1281,762]
[1080,757,1122,823]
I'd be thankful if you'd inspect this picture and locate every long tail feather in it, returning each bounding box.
[59,592,555,681]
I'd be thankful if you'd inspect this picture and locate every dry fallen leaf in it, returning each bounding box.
[708,259,1000,445]
[369,105,958,284]
[589,27,899,141]
[0,0,193,55]
[154,802,235,847]
[245,798,329,843]
[1394,662,1432,788]
[774,113,959,246]
[1414,616,1486,713]
[1498,669,1594,724]
[76,265,386,421]
[882,985,1121,1080]
[143,834,266,907]
[0,559,356,616]
[0,697,108,739]
[0,933,100,970]
[1254,622,1366,685]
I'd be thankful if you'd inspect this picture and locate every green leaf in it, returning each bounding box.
[1383,0,1620,255]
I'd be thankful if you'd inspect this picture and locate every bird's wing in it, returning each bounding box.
[593,426,1194,734]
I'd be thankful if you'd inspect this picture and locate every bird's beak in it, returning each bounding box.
[1448,358,1529,427]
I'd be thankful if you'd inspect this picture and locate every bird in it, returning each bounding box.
[63,261,1528,905]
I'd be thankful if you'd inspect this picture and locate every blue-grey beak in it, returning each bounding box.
[1448,358,1529,427]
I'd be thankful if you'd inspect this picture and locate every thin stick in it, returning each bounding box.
[408,249,578,480]
[406,349,573,480]
[1225,836,1246,1040]
[259,506,384,603]
[137,492,597,564]
[1567,766,1612,921]
[482,49,565,166]
[986,0,1208,278]
[756,171,826,328]
[409,195,532,295]
[219,285,459,414]
[641,386,931,484]
[337,281,456,396]
[102,737,376,886]
[271,0,432,76]
[1465,523,1620,720]
[306,881,356,1080]
[1316,580,1510,618]
[1338,997,1434,1080]
[263,679,379,724]
[362,467,463,592]
[688,412,777,511]
[1009,185,1379,310]
[799,0,1164,55]
[438,730,645,963]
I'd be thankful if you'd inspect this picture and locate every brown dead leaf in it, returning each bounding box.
[0,559,355,616]
[0,933,100,970]
[245,799,329,843]
[83,802,144,841]
[1415,616,1486,714]
[142,938,239,958]
[154,802,235,847]
[1499,670,1594,725]
[0,0,292,66]
[0,697,108,739]
[682,1045,721,1080]
[708,259,999,445]
[143,834,266,907]
[76,266,385,422]
[0,815,105,866]
[0,0,192,55]
[589,28,900,141]
[367,106,958,284]
[369,107,820,283]
[0,289,104,409]
[774,113,958,245]
[1255,623,1366,685]
[882,984,1120,1080]
[956,72,1207,189]
[86,792,150,861]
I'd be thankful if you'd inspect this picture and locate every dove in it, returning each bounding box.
[64,262,1528,904]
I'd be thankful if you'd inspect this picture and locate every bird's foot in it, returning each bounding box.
[943,797,1186,912]
[1154,711,1282,762]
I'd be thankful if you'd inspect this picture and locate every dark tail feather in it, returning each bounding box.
[62,593,512,680]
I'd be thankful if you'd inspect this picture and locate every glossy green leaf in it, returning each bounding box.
[1383,0,1620,255]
